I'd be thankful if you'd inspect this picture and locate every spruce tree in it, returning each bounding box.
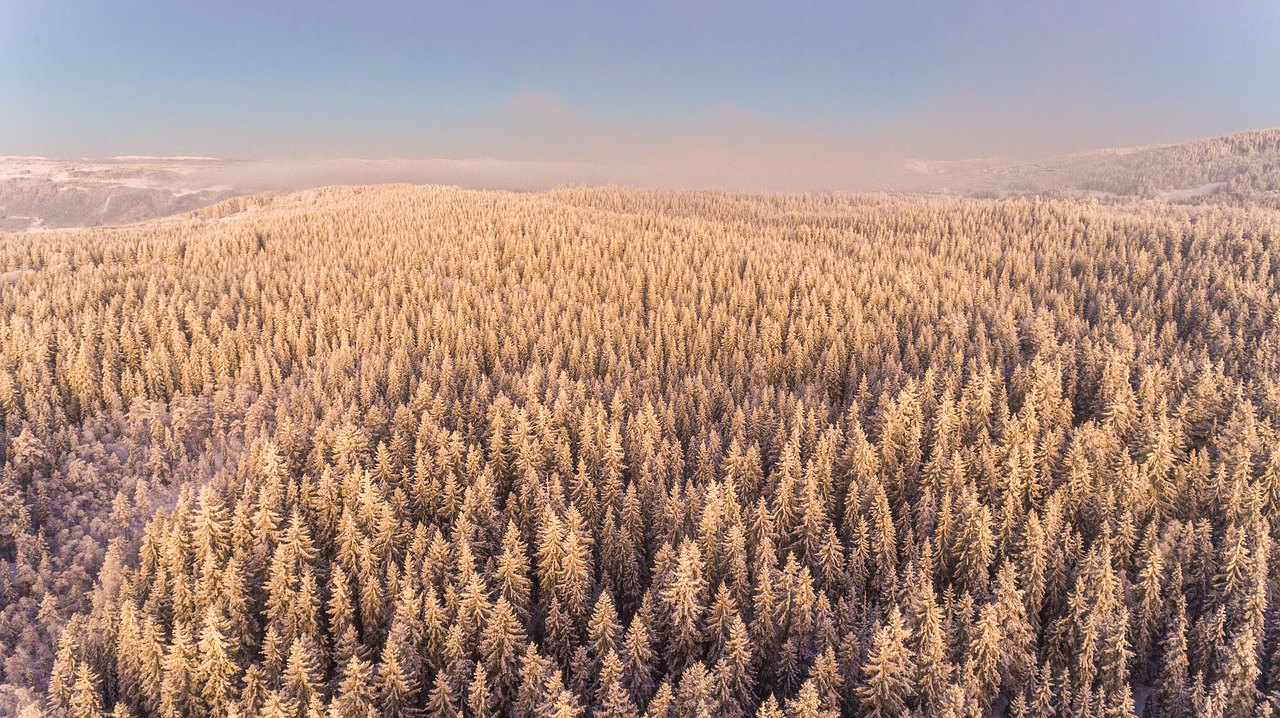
[857,606,916,717]
[335,656,378,718]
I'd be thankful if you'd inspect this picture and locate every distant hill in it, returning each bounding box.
[909,128,1280,205]
[4,129,1280,231]
[0,157,243,231]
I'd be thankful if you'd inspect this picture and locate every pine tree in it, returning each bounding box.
[1157,596,1192,711]
[623,611,658,708]
[750,542,781,662]
[952,485,993,595]
[467,664,494,718]
[785,679,836,718]
[588,591,624,669]
[239,665,270,718]
[197,605,239,716]
[857,606,916,717]
[560,507,595,620]
[673,661,716,718]
[543,597,576,670]
[810,646,843,712]
[69,661,104,718]
[513,647,553,718]
[706,584,739,660]
[538,667,582,718]
[1132,530,1165,675]
[423,587,449,672]
[646,682,675,718]
[661,539,708,673]
[425,670,459,718]
[714,615,755,716]
[597,650,641,718]
[335,656,378,718]
[281,635,326,716]
[377,640,418,718]
[1216,624,1261,717]
[495,522,533,625]
[992,563,1032,689]
[49,629,79,710]
[908,580,952,710]
[160,622,197,718]
[965,603,1003,707]
[868,483,898,586]
[456,572,493,655]
[754,695,783,718]
[480,598,526,713]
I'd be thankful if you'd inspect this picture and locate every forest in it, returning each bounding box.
[1,185,1280,717]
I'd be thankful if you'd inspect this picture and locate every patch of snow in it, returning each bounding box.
[112,155,220,161]
[1159,182,1226,200]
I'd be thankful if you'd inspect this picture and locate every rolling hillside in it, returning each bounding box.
[913,128,1280,204]
[2,185,1280,716]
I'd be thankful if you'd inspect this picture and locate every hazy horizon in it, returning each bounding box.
[4,1,1279,184]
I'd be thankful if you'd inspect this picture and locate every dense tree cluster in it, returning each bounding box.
[4,186,1280,717]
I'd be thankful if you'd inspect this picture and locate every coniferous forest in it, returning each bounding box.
[4,185,1280,718]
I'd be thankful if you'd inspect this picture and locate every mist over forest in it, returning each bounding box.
[4,128,1279,232]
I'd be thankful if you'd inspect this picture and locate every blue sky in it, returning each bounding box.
[2,1,1278,162]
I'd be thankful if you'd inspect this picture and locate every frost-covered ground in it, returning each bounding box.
[0,157,247,230]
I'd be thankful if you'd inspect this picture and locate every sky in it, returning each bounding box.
[2,1,1279,180]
